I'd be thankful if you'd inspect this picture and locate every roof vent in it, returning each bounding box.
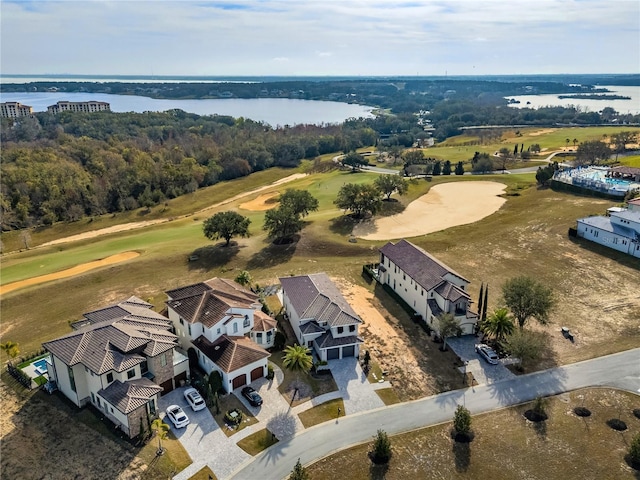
[214,346,220,350]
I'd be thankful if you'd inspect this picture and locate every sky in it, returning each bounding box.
[1,0,638,77]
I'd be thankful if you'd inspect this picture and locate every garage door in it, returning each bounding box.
[232,374,247,390]
[159,379,173,395]
[342,345,355,357]
[174,371,188,389]
[327,348,340,360]
[250,366,263,381]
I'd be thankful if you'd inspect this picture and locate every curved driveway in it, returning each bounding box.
[229,348,640,480]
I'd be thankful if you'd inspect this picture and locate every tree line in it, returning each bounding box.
[0,111,378,230]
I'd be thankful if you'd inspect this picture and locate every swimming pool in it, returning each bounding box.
[33,358,49,375]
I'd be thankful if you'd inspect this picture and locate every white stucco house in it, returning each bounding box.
[378,239,479,335]
[279,273,363,361]
[42,297,189,438]
[576,206,640,258]
[165,278,272,392]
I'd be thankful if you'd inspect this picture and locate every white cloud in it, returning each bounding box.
[0,0,638,75]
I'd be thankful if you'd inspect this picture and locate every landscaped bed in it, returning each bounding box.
[306,388,640,479]
[212,394,258,437]
[270,353,338,407]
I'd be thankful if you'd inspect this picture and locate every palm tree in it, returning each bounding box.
[151,418,169,456]
[1,341,20,359]
[565,138,570,149]
[481,307,515,342]
[282,344,313,372]
[572,138,578,147]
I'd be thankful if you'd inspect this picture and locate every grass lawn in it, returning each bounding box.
[366,361,385,384]
[619,155,640,167]
[270,354,339,407]
[212,393,259,437]
[306,388,640,480]
[189,466,218,480]
[236,428,279,455]
[298,398,345,428]
[374,388,401,406]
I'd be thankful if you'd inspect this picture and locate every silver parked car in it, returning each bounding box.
[475,343,499,365]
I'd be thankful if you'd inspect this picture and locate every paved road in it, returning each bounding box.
[229,348,640,480]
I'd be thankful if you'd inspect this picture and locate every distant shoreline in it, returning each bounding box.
[557,94,631,100]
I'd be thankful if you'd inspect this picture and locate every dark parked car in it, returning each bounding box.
[241,386,263,407]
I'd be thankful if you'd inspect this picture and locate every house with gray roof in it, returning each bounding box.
[279,273,363,361]
[576,205,640,258]
[379,240,478,335]
[165,278,271,392]
[42,297,189,438]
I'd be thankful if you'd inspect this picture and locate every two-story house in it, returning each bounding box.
[279,273,363,361]
[379,240,478,335]
[165,278,271,392]
[42,297,189,438]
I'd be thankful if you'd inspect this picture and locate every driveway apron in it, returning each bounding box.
[159,387,250,480]
[446,336,516,385]
[328,357,385,415]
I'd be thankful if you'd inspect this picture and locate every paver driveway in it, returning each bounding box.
[446,335,516,385]
[158,387,250,480]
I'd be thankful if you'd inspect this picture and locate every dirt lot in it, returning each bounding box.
[337,279,464,401]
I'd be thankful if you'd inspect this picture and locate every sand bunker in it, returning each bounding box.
[529,128,556,136]
[239,192,280,211]
[40,221,166,247]
[0,251,140,296]
[353,181,506,240]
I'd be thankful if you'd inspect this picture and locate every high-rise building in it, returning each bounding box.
[1,101,34,118]
[47,101,111,114]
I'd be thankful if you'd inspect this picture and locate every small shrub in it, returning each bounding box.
[225,409,243,425]
[574,407,591,417]
[453,405,472,440]
[266,364,275,380]
[627,433,640,470]
[289,458,310,480]
[369,429,392,464]
[606,419,627,431]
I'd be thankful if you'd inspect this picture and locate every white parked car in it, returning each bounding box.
[183,387,206,411]
[475,343,499,365]
[166,405,190,428]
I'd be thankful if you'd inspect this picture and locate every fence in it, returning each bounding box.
[6,362,33,389]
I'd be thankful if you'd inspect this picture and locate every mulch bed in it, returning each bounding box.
[606,419,627,431]
[574,407,591,417]
[450,431,474,443]
[524,410,548,422]
[633,408,640,420]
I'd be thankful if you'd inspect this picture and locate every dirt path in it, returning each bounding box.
[38,173,307,248]
[0,252,140,296]
[353,181,506,240]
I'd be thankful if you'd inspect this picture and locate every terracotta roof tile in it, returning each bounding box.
[253,311,277,332]
[192,335,269,373]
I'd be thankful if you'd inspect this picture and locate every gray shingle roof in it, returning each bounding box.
[192,334,269,373]
[379,240,468,291]
[315,332,363,349]
[427,299,443,317]
[98,378,163,414]
[43,299,176,375]
[435,282,469,303]
[300,321,325,335]
[279,273,361,327]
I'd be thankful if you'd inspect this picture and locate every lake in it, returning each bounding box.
[505,85,640,115]
[0,92,374,126]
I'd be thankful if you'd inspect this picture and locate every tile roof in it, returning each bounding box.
[279,273,361,327]
[427,299,443,317]
[98,378,163,414]
[380,240,469,292]
[43,299,177,375]
[192,335,270,373]
[629,198,640,206]
[166,278,259,328]
[435,282,469,303]
[315,333,363,349]
[253,311,277,332]
[300,321,326,335]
